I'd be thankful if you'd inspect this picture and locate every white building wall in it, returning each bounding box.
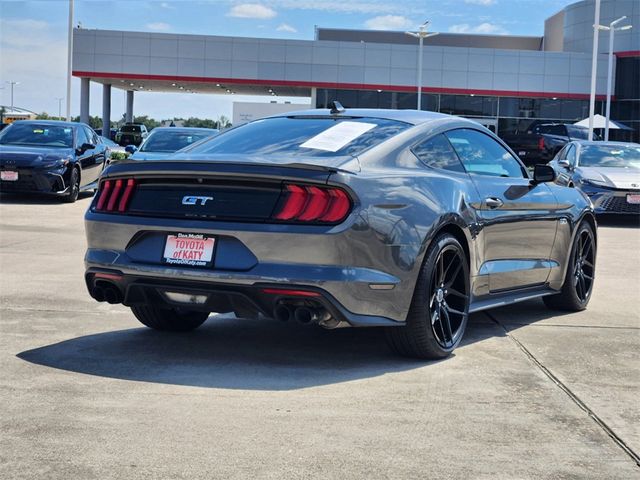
[232,101,311,126]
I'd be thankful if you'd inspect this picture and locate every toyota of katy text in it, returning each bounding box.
[84,108,597,359]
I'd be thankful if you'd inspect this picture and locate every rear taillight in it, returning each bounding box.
[538,137,545,150]
[272,184,352,224]
[95,178,137,213]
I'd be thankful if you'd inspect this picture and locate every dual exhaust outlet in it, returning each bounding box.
[273,304,324,324]
[273,303,346,329]
[92,282,123,304]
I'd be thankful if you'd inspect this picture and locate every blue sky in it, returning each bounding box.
[1,0,576,120]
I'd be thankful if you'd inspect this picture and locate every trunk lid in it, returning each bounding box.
[95,160,336,221]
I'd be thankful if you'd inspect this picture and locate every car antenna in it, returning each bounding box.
[329,100,345,115]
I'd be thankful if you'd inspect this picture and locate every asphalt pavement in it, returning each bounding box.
[1,193,638,479]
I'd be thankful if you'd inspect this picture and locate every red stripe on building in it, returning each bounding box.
[73,71,608,100]
[614,50,640,58]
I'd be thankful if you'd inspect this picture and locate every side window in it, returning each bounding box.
[445,128,526,178]
[84,127,97,145]
[411,134,465,173]
[556,145,568,160]
[75,127,89,148]
[566,145,577,166]
[539,124,565,136]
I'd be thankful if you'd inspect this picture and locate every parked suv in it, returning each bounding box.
[115,123,148,147]
[501,122,592,166]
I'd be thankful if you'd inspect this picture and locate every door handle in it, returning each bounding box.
[485,197,504,209]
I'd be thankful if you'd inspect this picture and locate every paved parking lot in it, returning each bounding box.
[1,193,639,479]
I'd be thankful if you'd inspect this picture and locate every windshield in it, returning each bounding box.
[121,125,142,133]
[100,136,117,147]
[140,130,215,153]
[0,123,74,148]
[184,116,410,158]
[579,145,640,168]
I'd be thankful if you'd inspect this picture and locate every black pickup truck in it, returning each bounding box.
[501,122,591,166]
[115,123,149,147]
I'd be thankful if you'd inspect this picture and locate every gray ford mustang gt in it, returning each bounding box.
[84,107,597,359]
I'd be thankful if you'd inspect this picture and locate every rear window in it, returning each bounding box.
[566,126,589,139]
[121,125,142,133]
[140,130,215,153]
[535,124,565,136]
[184,116,410,158]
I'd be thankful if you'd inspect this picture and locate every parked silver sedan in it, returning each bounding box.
[549,141,640,215]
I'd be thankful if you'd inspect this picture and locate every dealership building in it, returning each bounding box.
[72,0,639,140]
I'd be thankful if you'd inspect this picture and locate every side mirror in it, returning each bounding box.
[558,159,571,169]
[532,164,556,184]
[77,142,95,154]
[125,145,137,154]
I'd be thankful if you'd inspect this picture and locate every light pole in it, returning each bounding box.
[56,97,64,120]
[597,16,632,141]
[587,0,601,141]
[66,0,74,121]
[405,21,438,110]
[6,81,20,111]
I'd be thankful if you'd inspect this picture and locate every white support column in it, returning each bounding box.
[310,87,317,108]
[125,90,134,123]
[587,0,601,141]
[102,84,111,136]
[80,78,90,124]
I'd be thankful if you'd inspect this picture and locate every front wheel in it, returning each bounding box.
[63,167,80,203]
[543,221,596,311]
[131,305,209,332]
[385,233,470,359]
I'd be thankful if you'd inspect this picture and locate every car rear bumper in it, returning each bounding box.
[84,211,414,325]
[84,267,402,327]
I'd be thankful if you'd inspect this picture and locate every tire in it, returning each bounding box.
[385,233,470,359]
[63,167,80,203]
[543,221,596,311]
[130,304,209,332]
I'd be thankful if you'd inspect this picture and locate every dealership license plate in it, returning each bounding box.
[163,233,215,267]
[627,194,640,205]
[1,171,18,181]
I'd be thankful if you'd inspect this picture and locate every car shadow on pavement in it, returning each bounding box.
[17,314,499,391]
[0,192,94,204]
[596,214,639,228]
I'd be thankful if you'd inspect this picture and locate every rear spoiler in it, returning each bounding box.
[100,160,353,184]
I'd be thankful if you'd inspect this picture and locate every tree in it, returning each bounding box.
[36,112,57,120]
[217,115,232,129]
[183,117,218,129]
[71,115,102,129]
[133,115,160,131]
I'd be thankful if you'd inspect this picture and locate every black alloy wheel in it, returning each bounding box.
[63,167,80,203]
[544,221,596,311]
[429,244,468,349]
[572,226,595,303]
[386,233,470,359]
